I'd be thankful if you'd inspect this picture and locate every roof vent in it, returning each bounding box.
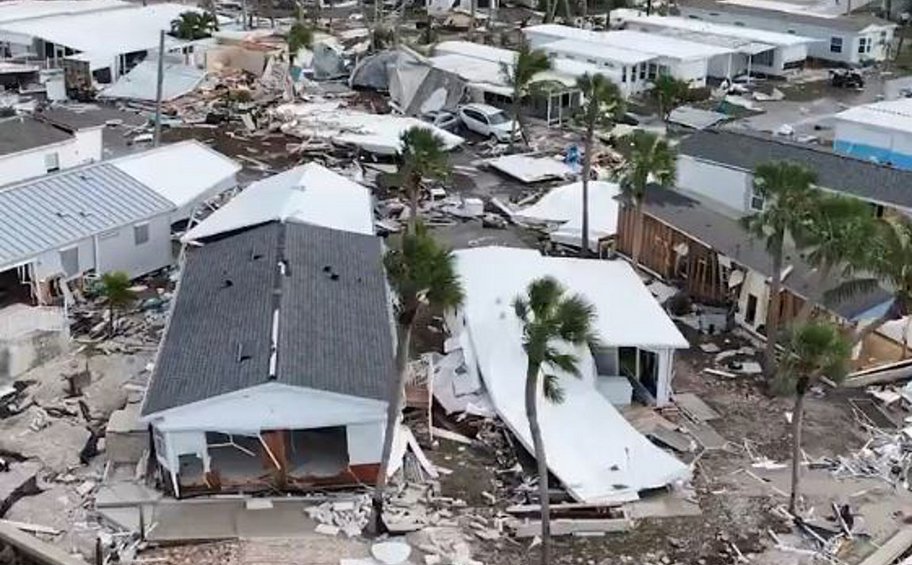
[330,273,339,281]
[250,248,263,261]
[222,279,234,288]
[236,343,251,363]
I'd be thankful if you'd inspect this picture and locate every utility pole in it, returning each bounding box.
[153,30,165,148]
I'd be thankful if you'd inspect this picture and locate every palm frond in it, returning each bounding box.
[780,320,851,387]
[526,276,563,320]
[544,349,581,378]
[822,277,883,306]
[542,373,565,403]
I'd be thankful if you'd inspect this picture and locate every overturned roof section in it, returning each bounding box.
[0,163,173,271]
[112,140,240,212]
[0,115,71,156]
[100,58,206,102]
[679,129,912,210]
[182,162,373,242]
[487,154,575,183]
[453,247,688,502]
[272,101,464,155]
[515,181,621,250]
[142,221,394,416]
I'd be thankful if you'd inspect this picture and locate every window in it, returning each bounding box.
[587,58,597,64]
[734,20,745,26]
[59,247,79,277]
[647,63,657,80]
[753,49,774,67]
[830,36,843,53]
[858,37,869,54]
[750,187,765,211]
[134,223,150,246]
[44,152,59,173]
[639,62,646,80]
[787,29,796,34]
[621,66,627,83]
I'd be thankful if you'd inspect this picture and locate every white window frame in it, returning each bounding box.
[830,36,843,53]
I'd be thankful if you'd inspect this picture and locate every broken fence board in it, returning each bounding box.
[430,426,473,445]
[513,518,632,537]
[674,392,721,421]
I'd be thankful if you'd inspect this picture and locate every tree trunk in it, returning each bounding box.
[579,0,587,20]
[789,382,807,515]
[764,243,784,378]
[580,124,593,258]
[632,200,645,267]
[645,0,652,15]
[469,0,476,40]
[547,0,560,23]
[561,0,572,23]
[509,93,521,152]
[901,315,912,361]
[796,262,832,323]
[525,361,551,565]
[896,27,906,62]
[369,320,413,535]
[405,171,419,232]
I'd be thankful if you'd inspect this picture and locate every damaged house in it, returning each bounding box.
[140,221,395,497]
[441,247,690,503]
[615,129,912,365]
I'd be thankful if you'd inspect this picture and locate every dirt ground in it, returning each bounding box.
[417,326,911,565]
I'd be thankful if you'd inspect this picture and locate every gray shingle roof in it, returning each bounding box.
[142,221,394,416]
[679,129,912,210]
[0,116,72,155]
[678,0,893,32]
[640,187,892,320]
[0,162,174,270]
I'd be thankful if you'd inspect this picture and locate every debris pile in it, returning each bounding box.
[306,495,372,537]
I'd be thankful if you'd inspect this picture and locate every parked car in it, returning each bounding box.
[457,103,519,143]
[830,69,864,89]
[420,110,458,131]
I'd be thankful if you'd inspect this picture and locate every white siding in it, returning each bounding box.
[736,269,769,332]
[31,237,96,281]
[94,213,173,277]
[676,155,752,213]
[669,57,710,86]
[0,133,102,186]
[347,421,384,465]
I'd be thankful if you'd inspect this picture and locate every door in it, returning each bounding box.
[745,294,758,326]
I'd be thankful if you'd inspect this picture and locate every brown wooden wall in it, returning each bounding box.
[617,205,731,305]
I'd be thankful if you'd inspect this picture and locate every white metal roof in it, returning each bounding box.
[0,0,129,24]
[429,54,512,95]
[0,3,194,60]
[598,30,735,60]
[0,163,173,271]
[452,246,689,502]
[540,38,654,65]
[524,24,732,61]
[487,154,576,183]
[182,163,374,242]
[433,40,515,64]
[835,98,912,133]
[619,12,817,47]
[112,140,240,211]
[100,58,206,102]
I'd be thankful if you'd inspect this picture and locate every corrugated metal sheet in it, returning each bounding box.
[0,162,174,269]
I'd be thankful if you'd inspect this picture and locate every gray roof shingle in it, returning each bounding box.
[678,129,912,210]
[0,115,72,155]
[0,162,174,270]
[142,221,394,416]
[640,187,892,320]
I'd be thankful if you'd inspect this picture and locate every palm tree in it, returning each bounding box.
[779,321,850,514]
[286,22,313,66]
[652,74,689,122]
[501,41,551,151]
[616,130,675,266]
[369,224,464,534]
[513,277,598,565]
[170,11,218,40]
[798,194,877,321]
[97,271,136,336]
[742,162,819,377]
[398,127,450,232]
[575,73,623,257]
[846,216,912,346]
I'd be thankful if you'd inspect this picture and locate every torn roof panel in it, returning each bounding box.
[181,162,374,242]
[452,247,689,502]
[272,102,464,155]
[100,58,206,102]
[487,154,575,184]
[515,181,622,250]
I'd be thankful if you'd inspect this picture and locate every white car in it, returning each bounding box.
[457,103,519,143]
[420,110,458,132]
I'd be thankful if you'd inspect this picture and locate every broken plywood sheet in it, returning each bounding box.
[648,428,695,453]
[675,392,721,422]
[682,419,728,450]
